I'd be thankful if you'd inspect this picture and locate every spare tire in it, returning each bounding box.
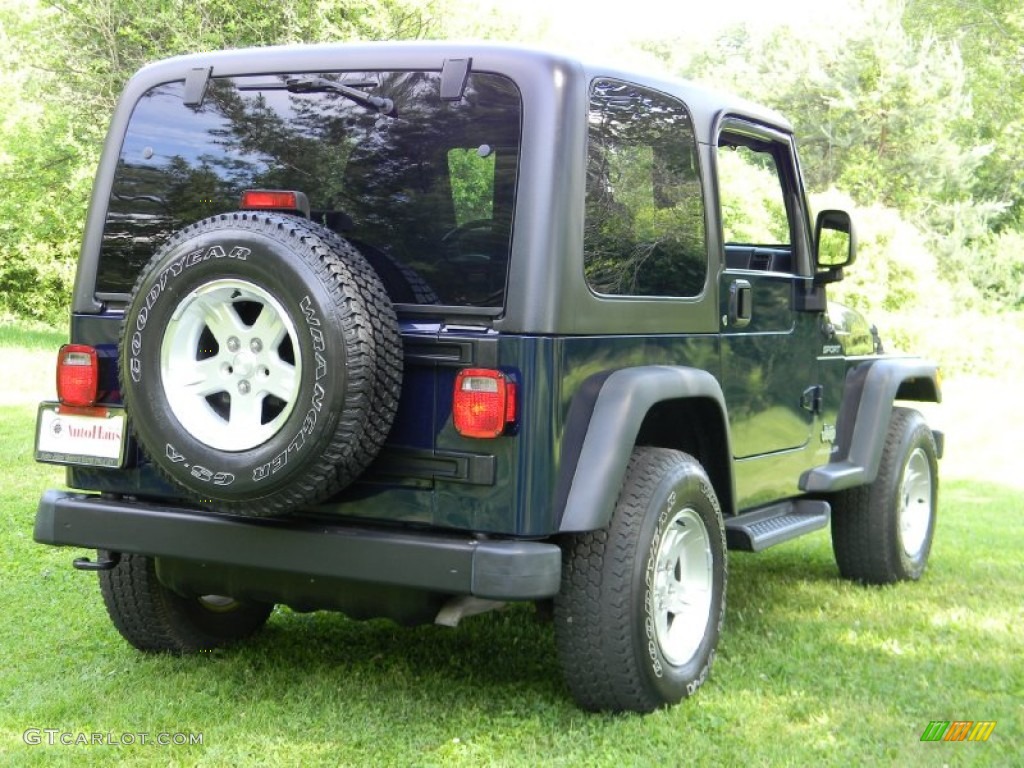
[119,212,402,516]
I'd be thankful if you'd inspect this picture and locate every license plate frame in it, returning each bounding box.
[35,403,128,469]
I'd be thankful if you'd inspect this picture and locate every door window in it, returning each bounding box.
[717,132,803,275]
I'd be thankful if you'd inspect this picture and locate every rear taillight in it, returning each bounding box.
[240,189,311,217]
[56,344,99,407]
[453,368,517,439]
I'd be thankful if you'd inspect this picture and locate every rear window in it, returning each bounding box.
[99,71,522,308]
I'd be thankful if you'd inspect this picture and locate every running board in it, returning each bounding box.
[724,499,831,552]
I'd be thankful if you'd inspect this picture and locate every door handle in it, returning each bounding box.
[729,279,752,328]
[801,385,823,414]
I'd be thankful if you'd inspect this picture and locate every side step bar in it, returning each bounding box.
[724,499,831,552]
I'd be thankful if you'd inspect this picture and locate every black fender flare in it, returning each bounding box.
[800,357,942,493]
[555,366,734,533]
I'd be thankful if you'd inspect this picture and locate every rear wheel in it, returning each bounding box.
[555,448,727,712]
[830,407,939,584]
[98,553,272,652]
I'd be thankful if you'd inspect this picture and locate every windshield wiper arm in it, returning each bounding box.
[285,77,395,116]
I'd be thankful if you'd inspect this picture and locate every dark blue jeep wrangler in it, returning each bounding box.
[34,42,942,713]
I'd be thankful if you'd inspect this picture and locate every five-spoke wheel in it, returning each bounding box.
[161,279,301,451]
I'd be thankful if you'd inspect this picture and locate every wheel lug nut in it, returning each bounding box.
[250,338,263,353]
[238,380,251,395]
[227,336,240,352]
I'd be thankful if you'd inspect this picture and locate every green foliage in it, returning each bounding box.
[677,0,1024,315]
[811,189,952,356]
[0,241,76,325]
[904,0,1024,227]
[447,148,495,226]
[3,0,1024,321]
[965,228,1024,309]
[717,149,790,244]
[687,5,977,213]
[0,0,445,324]
[0,2,84,324]
[40,0,441,113]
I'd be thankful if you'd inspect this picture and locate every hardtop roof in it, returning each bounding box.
[129,40,793,140]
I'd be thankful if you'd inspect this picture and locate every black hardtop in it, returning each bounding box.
[76,41,794,336]
[119,41,791,137]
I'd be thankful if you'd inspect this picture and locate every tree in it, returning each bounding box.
[0,0,445,323]
[0,0,83,322]
[678,1,1024,311]
[684,6,979,213]
[904,0,1024,228]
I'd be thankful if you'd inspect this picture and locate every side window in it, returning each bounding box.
[585,79,706,297]
[717,133,799,273]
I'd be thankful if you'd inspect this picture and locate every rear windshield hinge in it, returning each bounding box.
[183,67,212,108]
[440,58,471,101]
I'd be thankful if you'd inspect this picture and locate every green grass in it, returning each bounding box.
[0,320,63,404]
[1,341,1021,766]
[0,318,66,351]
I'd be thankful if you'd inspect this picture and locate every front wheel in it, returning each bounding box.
[555,448,727,713]
[830,407,939,584]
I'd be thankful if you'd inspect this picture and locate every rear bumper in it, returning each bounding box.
[34,490,562,600]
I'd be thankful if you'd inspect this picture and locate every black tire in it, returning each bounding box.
[349,238,441,305]
[830,407,939,584]
[554,447,727,713]
[298,223,404,454]
[119,212,402,516]
[98,553,272,652]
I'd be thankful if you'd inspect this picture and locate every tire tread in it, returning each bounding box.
[555,447,725,712]
[830,407,938,584]
[98,552,271,652]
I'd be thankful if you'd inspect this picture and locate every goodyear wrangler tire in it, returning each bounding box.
[120,212,402,516]
[830,407,938,584]
[554,447,727,712]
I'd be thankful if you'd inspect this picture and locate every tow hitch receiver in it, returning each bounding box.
[73,552,121,571]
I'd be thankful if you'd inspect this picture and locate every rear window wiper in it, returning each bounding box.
[285,76,395,116]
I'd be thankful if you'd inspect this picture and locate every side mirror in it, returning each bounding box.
[815,209,856,284]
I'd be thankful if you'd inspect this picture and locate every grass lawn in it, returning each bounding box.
[1,327,1020,766]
